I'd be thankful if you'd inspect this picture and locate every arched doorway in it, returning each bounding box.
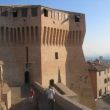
[25,71,30,84]
[49,79,54,86]
[99,89,102,96]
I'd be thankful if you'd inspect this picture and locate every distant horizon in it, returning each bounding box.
[84,53,110,58]
[85,55,110,60]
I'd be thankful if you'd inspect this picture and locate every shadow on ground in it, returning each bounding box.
[103,95,110,104]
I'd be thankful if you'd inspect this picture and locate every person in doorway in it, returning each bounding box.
[46,86,55,110]
[29,88,35,103]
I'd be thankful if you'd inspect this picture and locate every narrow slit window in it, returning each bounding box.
[55,52,58,59]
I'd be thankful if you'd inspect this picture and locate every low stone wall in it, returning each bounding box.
[0,83,11,110]
[0,102,6,110]
[2,90,11,109]
[55,92,92,110]
[32,82,92,110]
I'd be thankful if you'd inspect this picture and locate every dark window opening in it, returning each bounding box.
[25,71,30,84]
[55,52,58,59]
[99,72,101,76]
[99,89,102,96]
[31,8,37,17]
[104,79,107,83]
[1,11,8,16]
[49,79,54,86]
[13,11,18,17]
[44,9,48,17]
[21,8,27,17]
[75,15,80,22]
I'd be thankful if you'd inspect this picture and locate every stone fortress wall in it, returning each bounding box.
[0,5,96,109]
[0,5,42,85]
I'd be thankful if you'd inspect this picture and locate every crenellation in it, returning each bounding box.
[0,27,83,46]
[0,26,39,45]
[41,28,84,46]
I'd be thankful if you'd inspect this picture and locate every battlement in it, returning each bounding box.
[0,5,85,46]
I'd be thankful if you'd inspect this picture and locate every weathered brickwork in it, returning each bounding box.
[0,5,96,109]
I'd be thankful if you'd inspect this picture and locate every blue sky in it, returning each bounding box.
[0,0,110,57]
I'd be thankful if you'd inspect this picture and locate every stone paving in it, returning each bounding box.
[10,85,63,110]
[38,93,63,110]
[10,93,63,110]
[96,95,110,110]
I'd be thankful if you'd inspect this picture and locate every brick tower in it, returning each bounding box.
[0,5,96,109]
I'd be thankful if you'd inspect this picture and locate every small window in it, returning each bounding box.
[55,52,58,59]
[1,10,8,16]
[99,89,102,96]
[104,79,107,83]
[99,72,101,76]
[44,9,48,17]
[21,8,27,17]
[31,8,37,17]
[75,15,80,22]
[13,11,18,17]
